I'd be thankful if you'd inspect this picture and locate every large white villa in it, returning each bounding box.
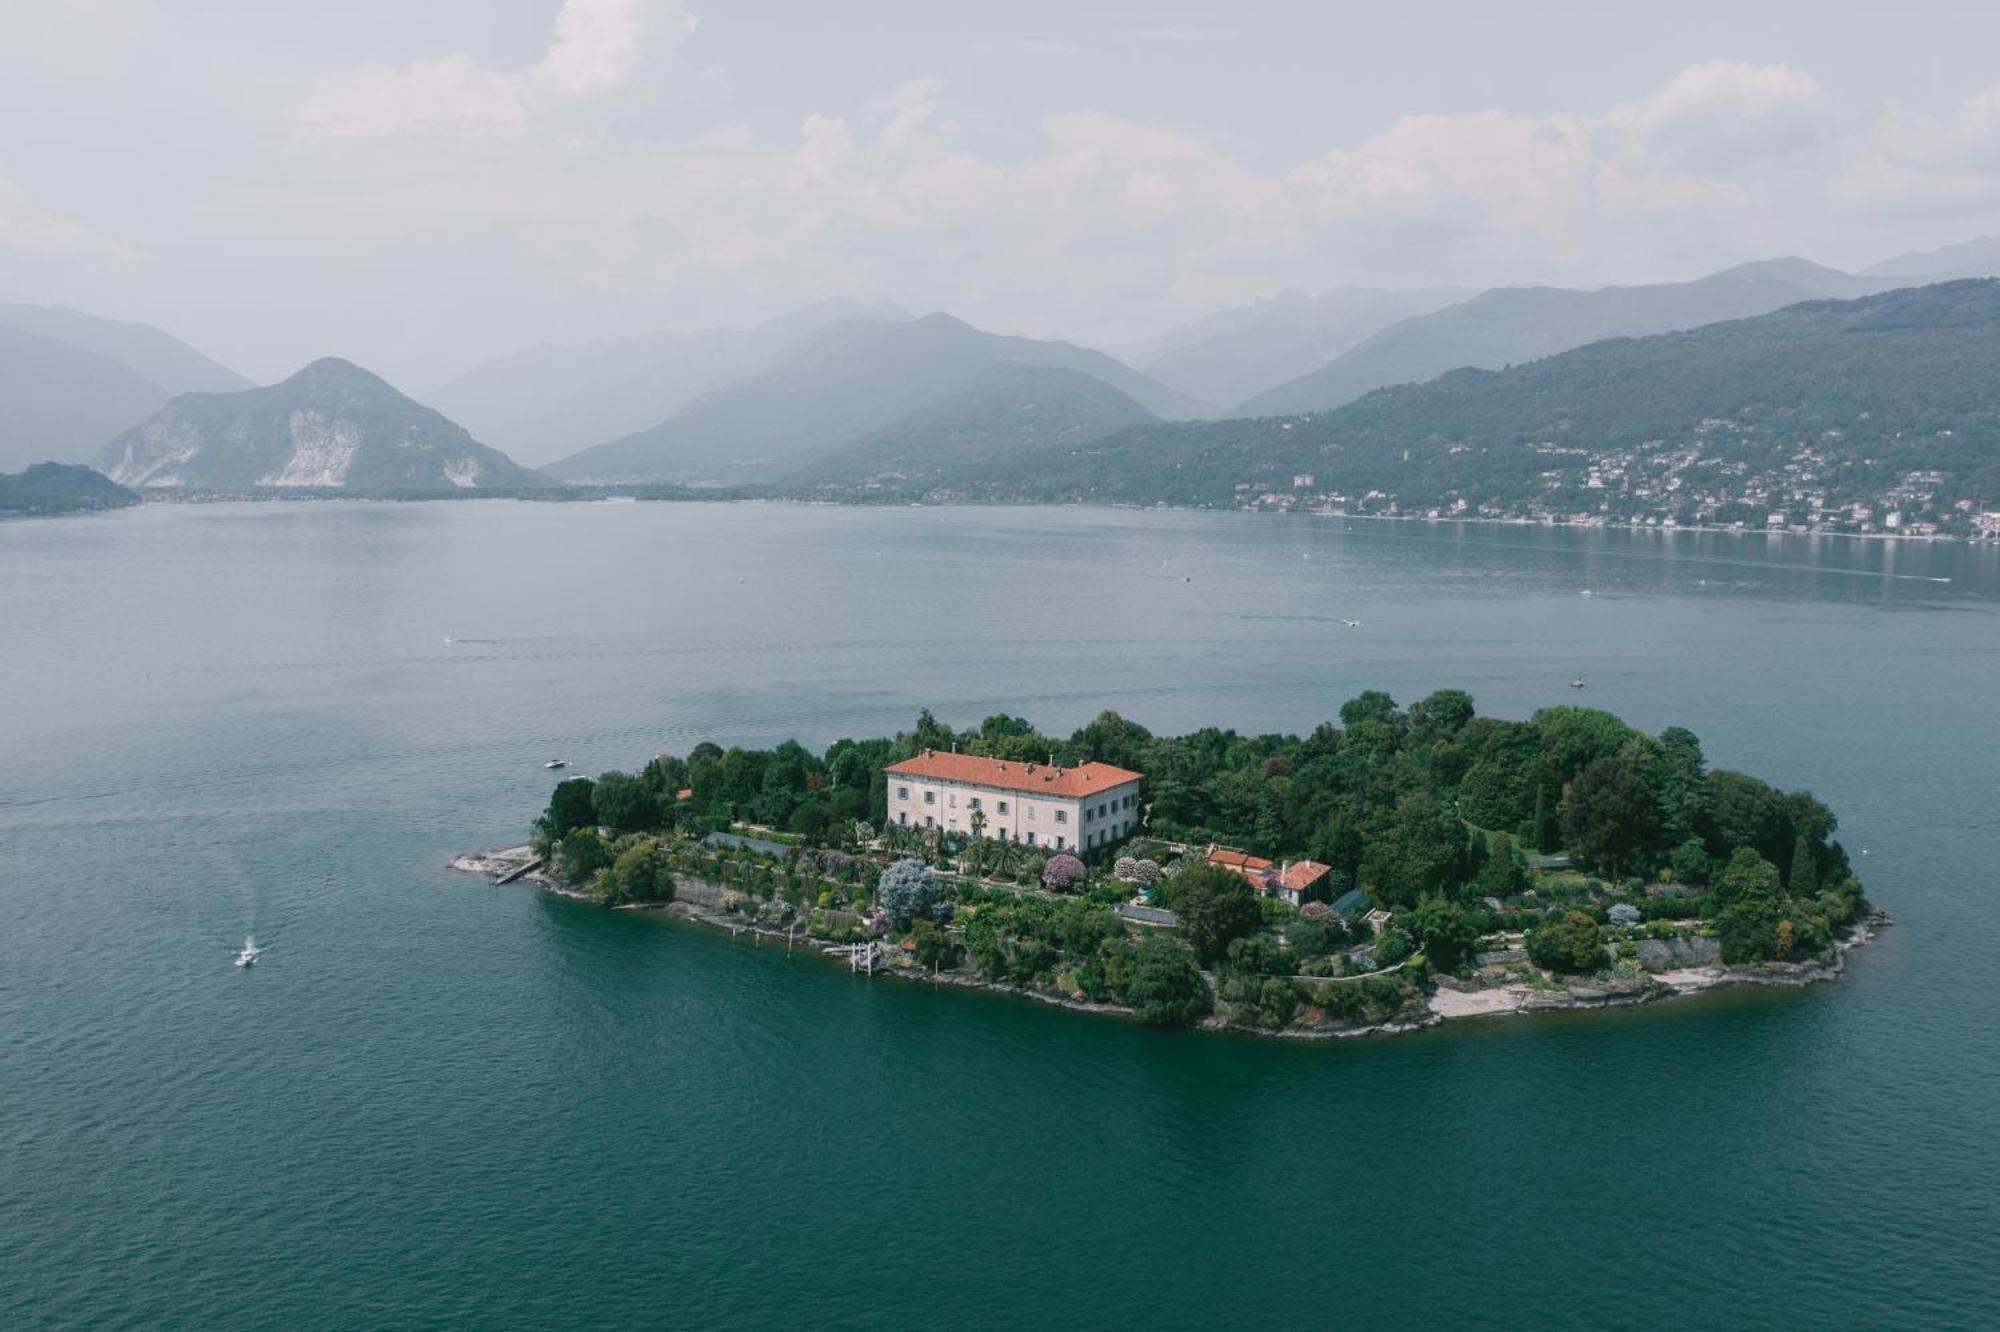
[882,750,1143,853]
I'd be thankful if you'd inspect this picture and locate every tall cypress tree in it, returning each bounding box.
[1788,832,1818,898]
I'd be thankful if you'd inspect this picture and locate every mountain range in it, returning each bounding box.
[1136,285,1469,408]
[0,305,249,472]
[545,312,1209,483]
[949,280,2000,514]
[426,298,906,467]
[1234,258,1903,417]
[101,358,546,492]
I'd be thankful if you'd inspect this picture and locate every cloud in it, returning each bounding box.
[0,175,137,264]
[250,56,2000,375]
[296,0,699,139]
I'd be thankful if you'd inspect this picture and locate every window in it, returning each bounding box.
[898,812,908,826]
[997,800,1009,814]
[1055,809,1067,824]
[1055,836,1065,850]
[924,815,934,829]
[969,797,981,811]
[923,791,935,805]
[896,785,909,800]
[949,793,957,807]
[1084,807,1093,823]
[1027,806,1037,821]
[1025,832,1037,847]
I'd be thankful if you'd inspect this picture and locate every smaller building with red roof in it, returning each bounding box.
[1204,844,1333,906]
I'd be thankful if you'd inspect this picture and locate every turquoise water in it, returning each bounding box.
[2,502,1997,1328]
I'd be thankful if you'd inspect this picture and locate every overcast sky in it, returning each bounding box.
[5,0,1999,386]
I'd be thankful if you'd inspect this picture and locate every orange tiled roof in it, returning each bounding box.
[883,750,1143,798]
[1279,860,1332,892]
[1206,846,1272,874]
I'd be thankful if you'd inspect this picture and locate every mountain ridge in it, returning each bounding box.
[102,357,545,492]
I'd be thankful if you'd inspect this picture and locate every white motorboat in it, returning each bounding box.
[235,938,263,968]
[544,759,568,770]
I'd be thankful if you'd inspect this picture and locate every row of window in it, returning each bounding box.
[893,784,1070,823]
[1083,794,1137,824]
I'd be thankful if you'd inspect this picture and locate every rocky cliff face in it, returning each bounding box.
[101,358,545,491]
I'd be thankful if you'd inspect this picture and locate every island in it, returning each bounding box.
[0,462,139,516]
[454,692,1882,1037]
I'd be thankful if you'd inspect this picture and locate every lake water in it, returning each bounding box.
[3,501,1997,1328]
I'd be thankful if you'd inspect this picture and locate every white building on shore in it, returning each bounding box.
[882,750,1143,854]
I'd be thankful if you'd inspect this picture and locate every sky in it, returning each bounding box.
[4,0,2000,386]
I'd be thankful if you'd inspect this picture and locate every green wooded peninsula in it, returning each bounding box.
[483,691,1875,1036]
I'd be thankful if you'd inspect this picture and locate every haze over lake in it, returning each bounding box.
[2,503,1995,1327]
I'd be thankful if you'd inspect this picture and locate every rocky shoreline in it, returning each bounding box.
[448,846,1884,1040]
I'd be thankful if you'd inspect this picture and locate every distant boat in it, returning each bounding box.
[1570,678,1587,689]
[544,758,568,770]
[235,937,262,968]
[1340,618,1361,628]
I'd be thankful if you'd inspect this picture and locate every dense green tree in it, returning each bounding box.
[1527,910,1606,974]
[1656,726,1711,843]
[538,777,598,838]
[1475,834,1527,896]
[1563,752,1663,877]
[1669,836,1711,886]
[1410,894,1481,970]
[1409,689,1476,744]
[908,918,958,970]
[1224,933,1297,977]
[1071,710,1153,771]
[1359,791,1462,905]
[1706,770,1789,863]
[592,770,660,835]
[1339,690,1406,734]
[1787,832,1818,898]
[1711,847,1783,910]
[594,838,674,906]
[558,827,612,881]
[1171,862,1263,965]
[1118,935,1211,1027]
[1534,706,1638,785]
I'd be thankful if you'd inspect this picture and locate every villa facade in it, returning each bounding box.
[882,750,1143,853]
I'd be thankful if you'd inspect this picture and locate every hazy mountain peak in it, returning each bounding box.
[1234,256,1895,417]
[101,357,541,492]
[0,302,248,396]
[1862,235,2000,280]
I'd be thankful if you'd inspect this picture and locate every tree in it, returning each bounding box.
[880,858,951,930]
[1359,792,1462,905]
[592,770,660,835]
[1410,894,1480,970]
[1475,833,1526,897]
[1527,910,1605,974]
[1170,862,1263,965]
[1787,832,1818,898]
[1534,706,1639,785]
[558,827,612,881]
[595,838,674,906]
[1563,752,1663,878]
[538,777,598,838]
[1669,836,1711,886]
[1041,853,1086,891]
[908,918,958,970]
[1409,689,1475,744]
[1656,726,1711,843]
[1118,935,1211,1027]
[1711,847,1782,910]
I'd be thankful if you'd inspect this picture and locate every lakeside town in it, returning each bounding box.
[1248,452,2000,541]
[457,696,1880,1038]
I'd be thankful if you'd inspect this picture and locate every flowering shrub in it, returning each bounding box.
[1042,853,1086,891]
